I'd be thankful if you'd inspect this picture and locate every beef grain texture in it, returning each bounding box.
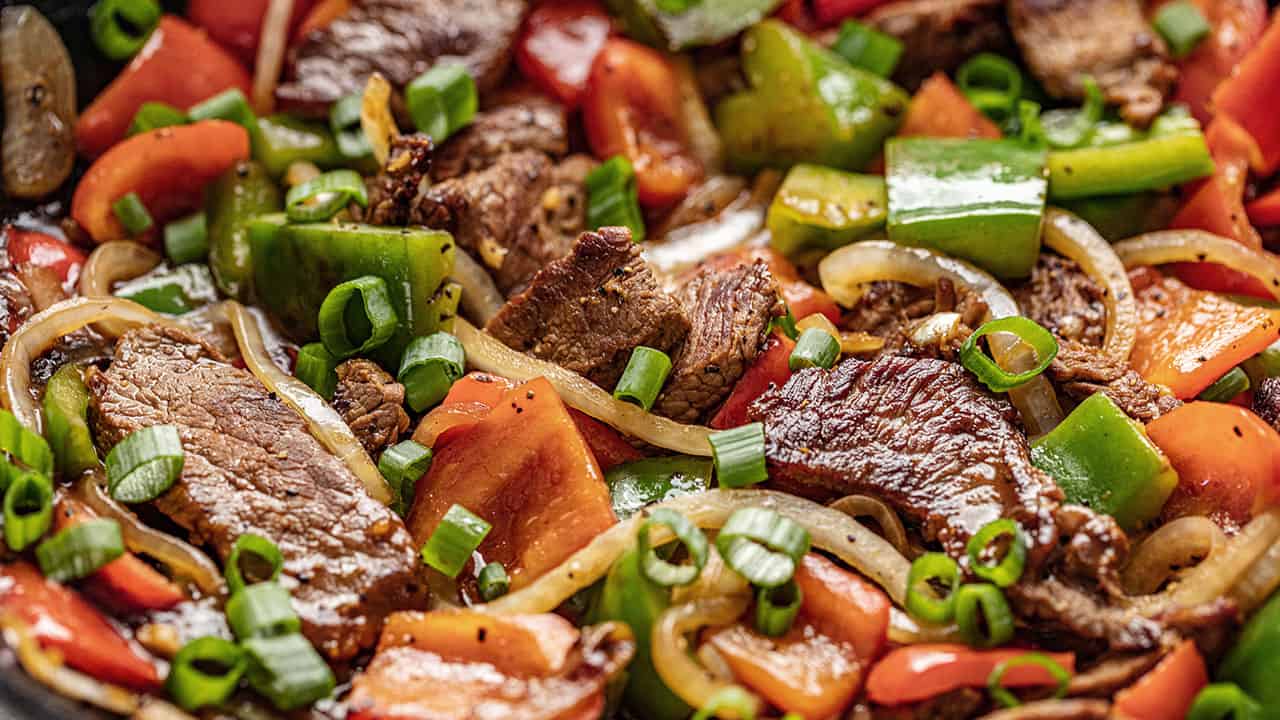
[841,278,987,359]
[868,0,1012,90]
[87,326,425,660]
[332,359,411,457]
[486,227,691,389]
[653,260,781,424]
[1007,0,1177,126]
[747,355,1062,559]
[277,0,525,111]
[430,95,570,181]
[1014,254,1107,348]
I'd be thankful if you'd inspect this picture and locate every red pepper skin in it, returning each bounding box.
[0,562,161,690]
[775,0,822,32]
[187,0,315,65]
[865,645,1075,706]
[711,333,795,430]
[1159,0,1268,125]
[54,498,185,613]
[1113,640,1208,720]
[1247,186,1280,227]
[1213,13,1280,175]
[516,0,612,108]
[75,16,251,159]
[4,227,85,285]
[569,409,643,470]
[812,0,893,24]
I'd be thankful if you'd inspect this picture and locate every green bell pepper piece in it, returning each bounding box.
[605,456,712,520]
[717,20,908,173]
[885,137,1047,279]
[113,264,220,316]
[1030,393,1178,531]
[767,164,886,256]
[206,161,283,299]
[43,365,98,477]
[589,549,690,720]
[604,0,783,50]
[249,217,460,368]
[1058,192,1179,241]
[1218,590,1280,713]
[255,115,345,177]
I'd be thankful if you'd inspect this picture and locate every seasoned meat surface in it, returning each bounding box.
[333,359,411,457]
[841,278,986,359]
[979,699,1111,720]
[364,133,434,228]
[492,154,594,295]
[1050,340,1180,423]
[278,0,525,111]
[486,227,691,389]
[1007,0,1177,126]
[1008,577,1163,651]
[653,260,782,424]
[431,95,569,181]
[87,326,425,660]
[1255,376,1280,432]
[1014,255,1106,348]
[869,0,1012,90]
[866,688,985,719]
[747,356,1061,559]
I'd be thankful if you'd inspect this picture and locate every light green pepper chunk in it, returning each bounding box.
[767,164,886,256]
[604,0,783,50]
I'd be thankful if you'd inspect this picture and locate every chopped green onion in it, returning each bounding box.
[89,0,160,61]
[831,20,903,78]
[637,508,708,587]
[1042,76,1104,150]
[43,365,98,477]
[330,93,372,160]
[955,583,1015,648]
[1187,683,1265,720]
[163,212,209,265]
[956,53,1023,124]
[772,308,799,341]
[420,503,491,578]
[294,343,339,400]
[105,425,184,503]
[378,440,433,516]
[406,64,478,142]
[127,102,187,136]
[1200,366,1251,403]
[1014,100,1046,148]
[654,0,702,12]
[960,317,1059,393]
[709,423,767,489]
[166,636,248,711]
[691,685,757,720]
[585,156,646,242]
[242,633,335,711]
[318,276,399,359]
[614,347,673,411]
[714,507,810,589]
[1155,0,1211,58]
[397,332,465,412]
[905,552,961,623]
[188,89,259,139]
[755,579,802,637]
[225,533,284,596]
[4,470,52,551]
[112,192,154,236]
[789,328,840,371]
[227,582,301,640]
[477,561,510,601]
[0,409,53,477]
[966,519,1027,588]
[987,652,1071,708]
[35,518,124,582]
[285,169,369,222]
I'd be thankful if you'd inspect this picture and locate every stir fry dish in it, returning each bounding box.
[3,0,1280,718]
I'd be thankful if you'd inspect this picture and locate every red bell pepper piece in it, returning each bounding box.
[72,120,251,245]
[441,372,513,408]
[516,0,612,108]
[54,499,184,613]
[4,227,85,285]
[293,0,353,42]
[582,38,703,208]
[75,16,251,159]
[1113,640,1208,720]
[0,562,161,690]
[1159,0,1269,125]
[812,0,894,25]
[1247,186,1280,227]
[187,0,315,65]
[568,410,643,470]
[794,553,890,661]
[1146,402,1280,529]
[898,73,1003,141]
[865,645,1075,706]
[1213,12,1280,175]
[775,0,822,33]
[711,333,795,430]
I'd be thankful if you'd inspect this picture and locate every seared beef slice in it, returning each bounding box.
[333,359,411,457]
[486,227,690,389]
[88,326,425,660]
[868,0,1011,90]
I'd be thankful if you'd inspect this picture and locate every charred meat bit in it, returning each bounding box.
[1050,340,1180,423]
[1014,254,1107,348]
[840,278,986,360]
[431,94,570,181]
[1252,376,1280,433]
[333,359,411,457]
[868,0,1013,91]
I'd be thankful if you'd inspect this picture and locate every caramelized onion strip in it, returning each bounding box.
[0,613,139,715]
[828,494,911,557]
[1042,208,1138,362]
[1113,229,1280,301]
[361,73,397,166]
[79,240,163,337]
[450,250,504,326]
[652,595,759,718]
[1121,516,1226,596]
[251,0,293,113]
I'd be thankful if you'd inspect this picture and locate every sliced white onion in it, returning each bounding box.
[1121,516,1226,596]
[78,240,163,337]
[361,72,397,166]
[1113,229,1280,301]
[652,596,759,718]
[1229,521,1280,615]
[134,698,199,720]
[0,613,139,715]
[226,301,393,504]
[828,494,911,558]
[643,171,779,278]
[453,318,713,456]
[450,249,504,326]
[888,607,960,645]
[1042,208,1138,363]
[251,0,293,114]
[818,241,1065,436]
[481,488,911,615]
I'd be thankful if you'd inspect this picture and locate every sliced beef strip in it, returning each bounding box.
[1014,255,1106,348]
[277,0,525,112]
[863,688,985,719]
[486,227,691,389]
[840,278,987,360]
[1050,340,1180,423]
[491,154,594,295]
[430,95,569,181]
[979,699,1111,720]
[652,260,782,424]
[332,359,410,457]
[1007,0,1177,126]
[1007,576,1164,652]
[1253,376,1280,433]
[87,326,426,660]
[868,0,1012,91]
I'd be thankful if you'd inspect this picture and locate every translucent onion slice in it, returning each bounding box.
[453,318,714,456]
[1113,229,1280,302]
[888,607,960,645]
[652,595,759,717]
[79,240,163,337]
[1121,516,1226,596]
[481,488,912,615]
[251,0,292,113]
[1042,208,1138,363]
[361,73,397,166]
[226,301,393,504]
[818,241,1065,435]
[1229,518,1280,615]
[828,494,911,558]
[0,613,139,715]
[0,297,167,434]
[450,249,504,326]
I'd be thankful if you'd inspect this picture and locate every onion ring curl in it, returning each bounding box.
[1042,208,1138,363]
[1113,229,1280,302]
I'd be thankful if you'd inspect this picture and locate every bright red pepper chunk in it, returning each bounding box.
[516,0,612,108]
[4,227,85,285]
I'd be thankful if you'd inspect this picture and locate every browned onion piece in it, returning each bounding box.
[79,240,164,337]
[888,607,960,645]
[828,494,911,557]
[652,595,758,717]
[1230,521,1280,615]
[1,6,75,199]
[361,73,397,166]
[0,613,139,715]
[251,0,293,113]
[1042,208,1138,363]
[1113,229,1280,301]
[450,249,504,326]
[1122,516,1226,596]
